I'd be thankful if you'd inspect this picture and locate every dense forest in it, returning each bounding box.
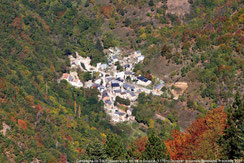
[0,0,243,162]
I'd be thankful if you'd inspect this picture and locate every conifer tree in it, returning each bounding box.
[220,92,244,159]
[86,141,107,160]
[105,134,126,160]
[148,0,154,6]
[143,130,169,160]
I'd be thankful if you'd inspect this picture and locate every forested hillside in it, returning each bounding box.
[0,0,243,162]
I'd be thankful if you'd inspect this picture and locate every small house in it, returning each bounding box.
[101,64,108,70]
[97,85,105,92]
[105,99,112,106]
[114,110,126,122]
[137,76,151,86]
[72,78,83,88]
[111,55,118,63]
[109,48,115,53]
[114,89,121,95]
[124,64,131,70]
[61,73,69,80]
[153,83,165,92]
[116,78,124,82]
[125,71,133,80]
[132,50,141,58]
[137,55,145,63]
[102,96,110,102]
[111,83,120,89]
[102,91,109,98]
[126,90,137,101]
[68,75,74,82]
[123,83,135,92]
[106,77,114,83]
[127,108,134,116]
[95,79,102,85]
[115,72,125,80]
[91,83,100,88]
[118,92,127,99]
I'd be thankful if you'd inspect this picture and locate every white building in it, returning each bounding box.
[137,55,145,63]
[153,83,165,92]
[136,76,151,86]
[112,110,127,122]
[115,71,125,80]
[132,50,142,58]
[126,91,137,101]
[127,108,133,116]
[61,71,83,88]
[111,55,118,63]
[101,64,108,70]
[94,78,102,85]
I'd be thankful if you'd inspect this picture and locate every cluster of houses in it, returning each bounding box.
[59,47,165,123]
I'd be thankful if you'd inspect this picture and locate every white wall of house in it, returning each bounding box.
[137,80,151,86]
[127,110,132,116]
[115,72,125,79]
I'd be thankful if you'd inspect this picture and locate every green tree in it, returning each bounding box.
[124,18,131,27]
[133,104,155,126]
[83,72,92,81]
[109,18,116,29]
[143,130,169,160]
[115,61,123,71]
[115,96,130,106]
[84,1,89,7]
[102,32,118,49]
[148,0,154,6]
[86,141,107,160]
[219,92,244,159]
[105,134,126,159]
[95,39,103,51]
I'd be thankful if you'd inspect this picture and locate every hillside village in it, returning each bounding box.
[59,47,166,123]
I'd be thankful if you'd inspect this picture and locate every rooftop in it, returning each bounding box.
[111,83,120,87]
[130,92,136,97]
[91,83,100,88]
[154,83,165,90]
[129,108,134,112]
[115,111,125,116]
[62,73,69,79]
[105,100,112,105]
[116,78,124,82]
[102,91,108,98]
[123,83,135,90]
[137,76,149,82]
[114,89,121,93]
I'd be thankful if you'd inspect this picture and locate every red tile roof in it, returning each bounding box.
[62,73,69,79]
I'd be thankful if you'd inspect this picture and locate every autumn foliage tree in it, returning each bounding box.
[127,136,148,159]
[18,119,27,130]
[165,107,227,160]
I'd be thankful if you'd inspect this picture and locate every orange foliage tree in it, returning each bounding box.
[100,6,114,18]
[134,136,148,157]
[165,107,227,160]
[127,136,148,159]
[18,119,27,130]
